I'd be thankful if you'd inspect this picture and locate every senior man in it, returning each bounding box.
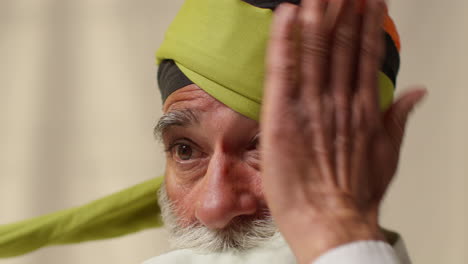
[0,0,426,262]
[145,0,426,263]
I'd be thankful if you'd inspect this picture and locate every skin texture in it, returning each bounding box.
[261,0,426,263]
[161,85,268,230]
[159,0,426,263]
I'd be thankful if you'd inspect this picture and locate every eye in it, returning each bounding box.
[247,134,260,151]
[175,144,193,161]
[168,141,204,162]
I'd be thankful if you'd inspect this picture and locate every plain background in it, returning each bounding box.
[1,0,467,263]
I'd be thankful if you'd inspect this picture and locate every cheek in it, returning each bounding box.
[238,158,263,192]
[236,163,268,211]
[167,156,208,185]
[165,167,199,224]
[250,170,268,209]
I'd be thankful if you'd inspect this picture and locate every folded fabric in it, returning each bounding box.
[0,177,163,258]
[156,0,401,121]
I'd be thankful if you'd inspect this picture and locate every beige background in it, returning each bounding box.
[0,0,466,263]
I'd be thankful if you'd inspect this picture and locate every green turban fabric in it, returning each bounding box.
[156,0,401,120]
[0,0,401,258]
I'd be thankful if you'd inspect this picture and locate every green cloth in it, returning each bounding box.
[156,0,394,121]
[0,177,163,258]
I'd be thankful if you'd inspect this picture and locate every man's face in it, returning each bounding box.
[156,85,277,252]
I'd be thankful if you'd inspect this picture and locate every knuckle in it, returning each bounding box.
[299,13,329,59]
[334,28,356,51]
[299,11,321,29]
[360,36,383,60]
[269,60,295,75]
[360,45,376,59]
[301,34,329,60]
[267,60,298,84]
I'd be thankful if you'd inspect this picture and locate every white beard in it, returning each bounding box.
[157,182,279,253]
[142,233,297,264]
[145,183,297,263]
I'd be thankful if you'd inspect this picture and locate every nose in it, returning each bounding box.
[195,153,258,229]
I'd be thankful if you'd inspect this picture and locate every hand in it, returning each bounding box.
[260,0,426,263]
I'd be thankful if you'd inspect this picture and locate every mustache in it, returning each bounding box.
[157,183,279,253]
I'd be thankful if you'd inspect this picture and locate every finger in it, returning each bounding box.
[350,103,369,194]
[264,3,300,110]
[299,0,328,99]
[384,87,427,150]
[355,0,386,128]
[330,0,360,97]
[299,0,349,185]
[324,0,347,33]
[329,0,360,187]
[262,3,302,194]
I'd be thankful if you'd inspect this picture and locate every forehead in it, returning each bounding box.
[160,84,259,142]
[163,84,225,113]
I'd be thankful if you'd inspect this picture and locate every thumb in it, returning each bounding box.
[384,87,428,148]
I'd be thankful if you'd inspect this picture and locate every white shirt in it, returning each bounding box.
[142,235,411,264]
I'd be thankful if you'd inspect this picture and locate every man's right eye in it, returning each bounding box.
[169,142,204,162]
[175,144,193,161]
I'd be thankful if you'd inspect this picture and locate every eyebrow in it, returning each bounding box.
[154,109,200,141]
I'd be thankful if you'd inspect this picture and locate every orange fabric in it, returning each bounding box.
[354,0,401,52]
[383,15,401,51]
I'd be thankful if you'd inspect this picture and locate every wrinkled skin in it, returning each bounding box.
[159,0,426,263]
[161,85,268,230]
[261,0,426,263]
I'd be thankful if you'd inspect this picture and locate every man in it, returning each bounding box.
[144,0,426,263]
[0,0,425,262]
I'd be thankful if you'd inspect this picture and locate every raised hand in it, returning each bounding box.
[260,0,426,263]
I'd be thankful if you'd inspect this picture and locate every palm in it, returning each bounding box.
[259,1,426,263]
